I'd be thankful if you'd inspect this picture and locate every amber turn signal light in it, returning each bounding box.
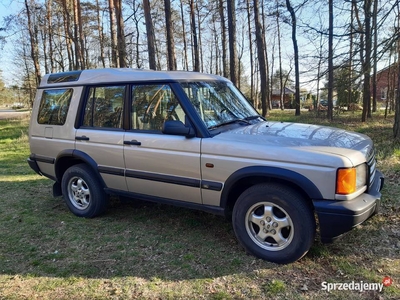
[336,168,356,194]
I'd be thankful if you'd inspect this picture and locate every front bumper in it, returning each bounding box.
[313,170,384,243]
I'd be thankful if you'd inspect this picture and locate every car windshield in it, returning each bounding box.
[180,81,260,129]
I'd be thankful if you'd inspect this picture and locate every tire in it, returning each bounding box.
[61,163,108,218]
[232,183,315,264]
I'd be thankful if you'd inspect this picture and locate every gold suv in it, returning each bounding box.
[28,68,384,264]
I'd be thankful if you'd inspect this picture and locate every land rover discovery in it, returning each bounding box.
[28,68,384,264]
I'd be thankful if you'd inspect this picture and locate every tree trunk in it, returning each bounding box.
[254,0,268,117]
[219,0,228,78]
[22,44,34,107]
[210,20,216,73]
[237,23,245,89]
[46,0,55,73]
[286,0,300,116]
[276,1,284,110]
[180,1,189,70]
[393,6,400,139]
[164,0,177,70]
[316,33,322,114]
[348,3,354,109]
[72,0,84,69]
[109,0,118,67]
[372,0,378,112]
[40,22,49,74]
[260,0,271,110]
[246,0,254,105]
[327,0,334,120]
[227,0,238,86]
[24,0,41,86]
[210,12,219,74]
[143,0,156,70]
[114,0,127,67]
[352,0,365,115]
[132,0,141,68]
[196,3,204,73]
[385,55,392,118]
[56,18,66,71]
[190,0,200,71]
[96,0,106,68]
[362,0,372,122]
[61,0,74,70]
[77,0,85,68]
[393,62,400,139]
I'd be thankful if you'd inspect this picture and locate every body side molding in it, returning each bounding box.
[105,188,225,215]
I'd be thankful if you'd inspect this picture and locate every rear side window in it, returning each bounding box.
[37,89,73,125]
[82,85,125,129]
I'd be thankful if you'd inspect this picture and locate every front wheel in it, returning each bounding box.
[232,183,315,264]
[61,164,108,218]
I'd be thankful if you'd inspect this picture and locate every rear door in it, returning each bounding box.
[75,85,127,191]
[123,83,202,203]
[29,87,77,178]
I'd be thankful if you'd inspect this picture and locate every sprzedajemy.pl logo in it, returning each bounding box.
[321,276,393,293]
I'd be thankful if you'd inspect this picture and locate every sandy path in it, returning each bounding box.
[0,110,30,120]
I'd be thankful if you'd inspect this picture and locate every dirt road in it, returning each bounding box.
[0,110,30,120]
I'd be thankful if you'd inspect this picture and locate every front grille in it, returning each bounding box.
[367,147,376,187]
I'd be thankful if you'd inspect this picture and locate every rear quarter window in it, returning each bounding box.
[82,85,125,129]
[37,89,73,125]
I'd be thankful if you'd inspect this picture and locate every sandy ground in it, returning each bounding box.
[0,110,30,120]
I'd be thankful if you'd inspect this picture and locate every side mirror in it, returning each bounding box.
[162,120,195,138]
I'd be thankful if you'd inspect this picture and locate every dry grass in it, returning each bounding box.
[0,111,399,299]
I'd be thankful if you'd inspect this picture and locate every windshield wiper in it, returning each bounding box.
[244,115,266,121]
[208,118,251,130]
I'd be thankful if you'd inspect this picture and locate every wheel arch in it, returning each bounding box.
[220,166,322,217]
[55,149,106,188]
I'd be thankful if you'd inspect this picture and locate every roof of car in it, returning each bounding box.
[39,68,229,88]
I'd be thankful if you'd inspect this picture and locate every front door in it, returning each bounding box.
[123,83,202,203]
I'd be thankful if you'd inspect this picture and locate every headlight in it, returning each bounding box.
[355,163,367,189]
[336,164,367,195]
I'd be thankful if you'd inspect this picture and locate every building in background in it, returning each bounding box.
[374,63,398,105]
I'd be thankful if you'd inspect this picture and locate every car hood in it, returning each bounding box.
[215,121,373,156]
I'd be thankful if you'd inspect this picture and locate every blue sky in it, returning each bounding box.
[0,0,23,86]
[0,0,393,91]
[0,0,312,89]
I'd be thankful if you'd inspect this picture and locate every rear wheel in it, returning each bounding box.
[232,183,315,264]
[61,164,108,218]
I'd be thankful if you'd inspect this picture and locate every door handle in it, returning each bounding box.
[76,136,89,141]
[124,140,141,146]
